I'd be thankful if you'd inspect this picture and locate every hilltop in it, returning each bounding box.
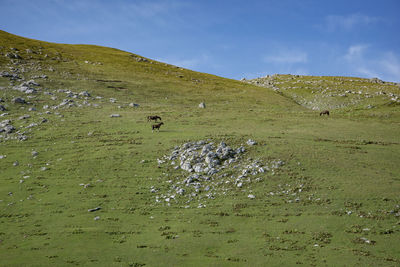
[0,30,399,266]
[242,74,400,113]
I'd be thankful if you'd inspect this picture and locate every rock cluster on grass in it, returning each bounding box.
[152,139,285,208]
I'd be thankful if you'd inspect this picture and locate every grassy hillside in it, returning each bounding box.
[244,74,400,117]
[1,30,399,266]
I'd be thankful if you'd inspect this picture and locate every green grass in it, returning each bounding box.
[1,30,400,266]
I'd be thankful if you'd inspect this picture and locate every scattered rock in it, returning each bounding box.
[26,123,38,128]
[5,52,21,59]
[0,120,15,134]
[153,140,284,207]
[199,102,206,108]
[110,114,121,118]
[19,115,30,120]
[12,97,27,104]
[79,91,91,97]
[248,194,256,199]
[246,139,257,146]
[129,103,140,107]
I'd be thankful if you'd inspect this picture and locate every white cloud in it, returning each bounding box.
[324,13,381,31]
[344,44,369,61]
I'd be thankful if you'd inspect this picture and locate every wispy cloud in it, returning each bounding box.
[256,48,309,77]
[344,44,369,61]
[156,53,218,71]
[264,50,308,64]
[343,44,400,82]
[323,13,381,31]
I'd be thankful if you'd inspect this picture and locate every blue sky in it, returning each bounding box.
[1,0,400,82]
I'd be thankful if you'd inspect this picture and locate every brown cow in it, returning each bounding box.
[147,115,161,122]
[152,122,164,132]
[320,110,330,116]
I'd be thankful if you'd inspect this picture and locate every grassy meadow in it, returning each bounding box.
[0,30,399,266]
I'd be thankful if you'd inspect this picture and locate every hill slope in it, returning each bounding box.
[1,30,399,266]
[243,74,400,115]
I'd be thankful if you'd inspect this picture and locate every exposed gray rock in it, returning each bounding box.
[181,161,193,172]
[12,97,26,104]
[153,139,288,207]
[110,114,121,118]
[59,99,74,107]
[0,120,15,133]
[0,105,6,111]
[79,91,91,97]
[5,52,21,59]
[19,115,30,120]
[26,123,38,128]
[2,125,15,133]
[246,139,257,146]
[129,103,140,107]
[198,102,206,108]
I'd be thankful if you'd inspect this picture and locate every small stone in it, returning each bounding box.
[13,161,19,166]
[31,151,38,157]
[110,114,121,118]
[246,139,257,146]
[248,194,255,199]
[19,115,30,120]
[198,102,206,108]
[12,97,27,104]
[79,91,91,97]
[94,216,100,220]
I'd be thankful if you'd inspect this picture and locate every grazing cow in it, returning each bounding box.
[320,110,330,116]
[152,122,164,132]
[147,115,161,122]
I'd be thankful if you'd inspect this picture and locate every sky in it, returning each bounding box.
[1,0,400,82]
